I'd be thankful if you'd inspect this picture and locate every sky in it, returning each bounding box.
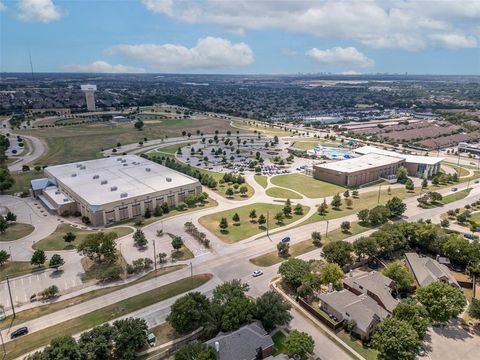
[1,0,480,75]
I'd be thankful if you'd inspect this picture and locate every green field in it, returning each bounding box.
[0,222,35,241]
[441,188,472,205]
[266,187,302,199]
[442,163,469,177]
[156,141,195,155]
[3,274,211,360]
[272,331,288,356]
[271,173,346,198]
[336,331,379,360]
[254,175,268,189]
[250,222,370,267]
[0,261,43,280]
[5,169,44,195]
[32,224,133,251]
[199,203,309,243]
[232,120,291,137]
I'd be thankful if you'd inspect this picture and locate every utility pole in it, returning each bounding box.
[266,211,269,237]
[6,276,15,319]
[190,262,193,278]
[325,220,329,238]
[152,238,157,272]
[377,184,382,204]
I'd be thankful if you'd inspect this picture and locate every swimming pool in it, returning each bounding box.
[312,146,353,159]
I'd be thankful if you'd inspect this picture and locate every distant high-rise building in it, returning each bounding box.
[81,84,97,111]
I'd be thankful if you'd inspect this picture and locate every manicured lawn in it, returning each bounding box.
[232,120,291,137]
[5,169,44,194]
[250,222,371,267]
[299,187,421,226]
[254,175,268,189]
[336,331,379,360]
[167,233,194,261]
[441,188,472,205]
[0,222,35,241]
[157,141,194,155]
[266,187,302,199]
[199,203,309,243]
[0,261,43,280]
[271,173,346,198]
[272,331,288,356]
[3,274,211,360]
[33,224,133,251]
[0,265,184,331]
[80,251,128,282]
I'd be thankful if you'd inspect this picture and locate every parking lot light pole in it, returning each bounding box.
[6,276,15,319]
[152,238,157,272]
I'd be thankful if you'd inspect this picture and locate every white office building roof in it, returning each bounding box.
[44,155,199,206]
[355,146,443,165]
[317,153,402,174]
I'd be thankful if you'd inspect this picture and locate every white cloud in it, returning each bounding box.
[306,47,374,68]
[106,37,254,71]
[141,0,480,51]
[281,49,297,56]
[429,33,478,48]
[17,0,62,23]
[0,2,7,12]
[63,61,146,74]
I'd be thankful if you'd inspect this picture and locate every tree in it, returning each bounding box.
[282,203,292,217]
[5,211,16,222]
[322,241,353,267]
[352,190,359,198]
[311,231,322,247]
[112,318,148,360]
[184,194,197,207]
[63,232,76,244]
[77,232,118,263]
[249,209,257,222]
[416,281,466,322]
[405,178,415,192]
[421,178,428,189]
[154,204,164,217]
[357,208,370,224]
[258,214,266,227]
[171,236,183,252]
[386,196,406,217]
[78,324,114,360]
[0,216,8,233]
[393,299,430,339]
[318,201,328,216]
[331,193,342,209]
[372,318,421,360]
[49,254,65,270]
[239,185,248,196]
[383,261,414,294]
[294,203,303,215]
[340,221,351,233]
[368,205,391,226]
[31,249,46,267]
[157,252,167,264]
[468,298,480,320]
[219,217,228,232]
[225,187,234,197]
[133,229,148,248]
[432,176,440,186]
[278,258,311,290]
[345,198,353,208]
[397,166,408,184]
[232,212,240,225]
[353,236,379,259]
[319,263,344,289]
[343,190,350,198]
[0,249,10,266]
[40,285,59,299]
[134,120,144,130]
[254,291,292,332]
[274,212,284,224]
[0,166,14,192]
[283,330,315,360]
[167,292,211,334]
[277,241,290,258]
[175,341,216,360]
[32,335,81,360]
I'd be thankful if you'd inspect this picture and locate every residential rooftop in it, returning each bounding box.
[405,252,460,288]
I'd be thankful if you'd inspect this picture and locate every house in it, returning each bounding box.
[343,271,398,313]
[318,289,389,340]
[405,253,460,288]
[206,322,274,360]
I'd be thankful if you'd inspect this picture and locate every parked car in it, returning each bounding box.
[281,236,291,243]
[475,180,479,184]
[451,187,458,192]
[252,270,263,277]
[10,327,29,339]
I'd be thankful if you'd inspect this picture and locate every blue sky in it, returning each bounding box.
[1,0,479,74]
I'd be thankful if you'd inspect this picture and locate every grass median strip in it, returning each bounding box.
[266,187,302,199]
[3,273,211,360]
[250,222,371,267]
[441,188,472,205]
[0,223,35,242]
[0,265,185,331]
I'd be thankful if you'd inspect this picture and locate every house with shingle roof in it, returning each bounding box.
[405,252,460,288]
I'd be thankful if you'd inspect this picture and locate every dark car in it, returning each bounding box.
[281,236,291,243]
[10,327,29,339]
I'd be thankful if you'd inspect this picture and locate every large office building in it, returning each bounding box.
[313,146,443,187]
[31,155,201,227]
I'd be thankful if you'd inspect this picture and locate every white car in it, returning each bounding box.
[252,270,263,277]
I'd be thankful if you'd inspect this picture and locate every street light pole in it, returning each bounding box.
[152,238,157,272]
[6,276,15,319]
[325,220,329,238]
[266,211,269,237]
[377,184,382,204]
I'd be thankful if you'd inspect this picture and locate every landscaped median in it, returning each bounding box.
[0,222,35,241]
[2,273,212,360]
[266,187,303,199]
[270,173,346,198]
[250,222,372,267]
[198,203,309,243]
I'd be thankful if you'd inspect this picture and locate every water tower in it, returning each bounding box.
[81,84,97,111]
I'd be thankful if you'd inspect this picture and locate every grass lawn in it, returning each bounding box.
[0,223,35,241]
[232,120,291,137]
[266,187,302,199]
[299,187,421,226]
[5,169,44,194]
[442,163,469,177]
[167,233,194,261]
[0,265,184,331]
[0,261,44,280]
[441,188,472,205]
[80,251,128,283]
[157,141,195,155]
[199,203,309,243]
[3,274,211,360]
[254,175,268,189]
[272,331,287,356]
[33,224,133,251]
[250,222,371,267]
[271,173,346,198]
[336,330,379,360]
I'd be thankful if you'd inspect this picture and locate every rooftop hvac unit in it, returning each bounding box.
[166,177,172,182]
[120,192,128,198]
[101,180,108,185]
[76,164,82,168]
[80,166,86,170]
[55,190,61,195]
[71,173,77,177]
[123,163,128,166]
[92,174,99,179]
[121,159,127,163]
[145,167,151,172]
[63,198,69,203]
[116,157,123,161]
[110,186,118,191]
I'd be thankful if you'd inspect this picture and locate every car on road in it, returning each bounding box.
[475,180,479,184]
[417,348,426,357]
[10,327,29,339]
[281,236,291,243]
[451,187,458,192]
[252,270,263,277]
